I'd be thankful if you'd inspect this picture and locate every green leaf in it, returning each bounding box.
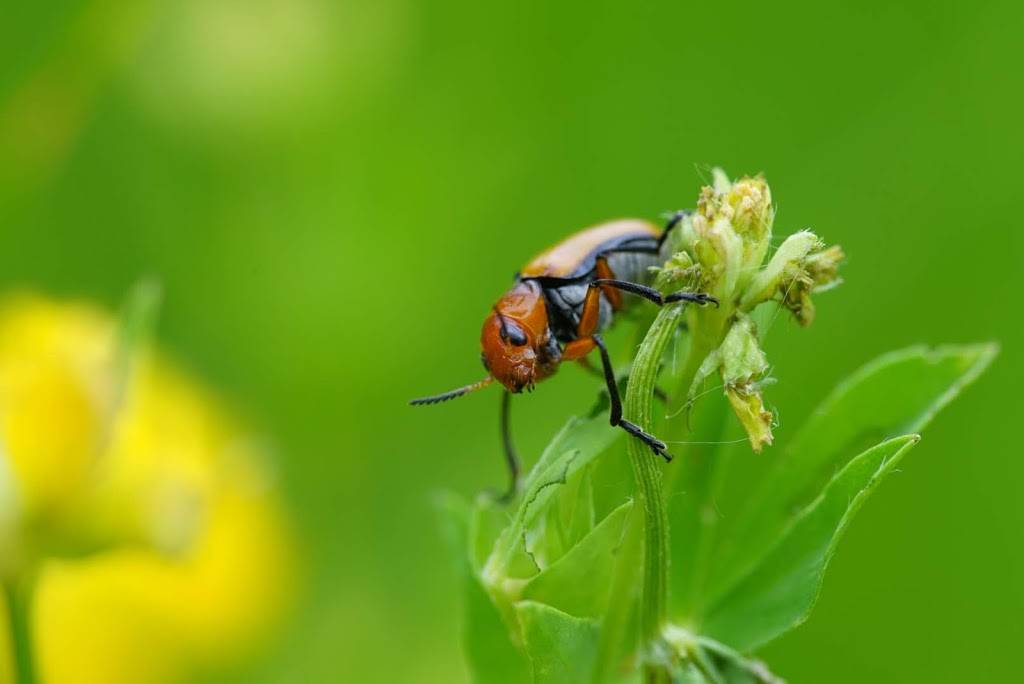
[667,392,730,619]
[436,492,531,684]
[485,416,620,580]
[523,415,621,493]
[703,435,919,652]
[712,343,997,596]
[516,601,600,684]
[564,464,597,553]
[697,637,783,684]
[472,496,518,572]
[675,665,710,684]
[522,500,633,619]
[537,463,597,567]
[592,507,643,684]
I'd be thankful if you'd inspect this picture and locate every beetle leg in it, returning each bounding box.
[497,390,520,502]
[591,278,719,308]
[592,334,673,462]
[594,257,624,309]
[656,209,689,249]
[573,277,606,340]
[591,254,718,309]
[562,337,597,361]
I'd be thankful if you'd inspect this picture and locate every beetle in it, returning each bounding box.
[410,211,717,498]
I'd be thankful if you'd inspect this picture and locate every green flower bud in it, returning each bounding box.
[740,231,844,326]
[653,249,699,293]
[741,230,821,309]
[782,243,844,326]
[669,169,841,454]
[695,217,744,298]
[719,315,774,452]
[689,171,774,300]
[728,177,774,272]
[719,315,769,384]
[685,315,775,452]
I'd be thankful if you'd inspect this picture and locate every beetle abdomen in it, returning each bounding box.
[521,219,660,279]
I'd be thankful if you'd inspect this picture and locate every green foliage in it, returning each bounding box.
[437,492,531,684]
[521,500,634,619]
[517,602,600,684]
[703,435,919,651]
[442,343,993,682]
[712,344,999,590]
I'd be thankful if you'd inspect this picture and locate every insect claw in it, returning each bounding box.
[666,291,719,307]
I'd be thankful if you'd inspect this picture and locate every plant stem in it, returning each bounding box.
[4,573,38,684]
[623,303,686,681]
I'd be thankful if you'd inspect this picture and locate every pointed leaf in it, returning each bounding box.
[516,601,600,684]
[537,464,597,568]
[565,464,597,550]
[703,435,919,651]
[713,344,996,595]
[524,415,621,493]
[522,500,633,619]
[485,416,620,580]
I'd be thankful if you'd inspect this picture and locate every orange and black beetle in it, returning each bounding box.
[411,212,716,497]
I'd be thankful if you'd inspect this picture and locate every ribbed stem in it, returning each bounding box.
[623,304,685,680]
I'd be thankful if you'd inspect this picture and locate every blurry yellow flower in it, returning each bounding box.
[0,293,294,683]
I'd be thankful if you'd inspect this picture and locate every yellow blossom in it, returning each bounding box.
[0,293,294,683]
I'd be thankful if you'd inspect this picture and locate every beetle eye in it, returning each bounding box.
[500,321,528,346]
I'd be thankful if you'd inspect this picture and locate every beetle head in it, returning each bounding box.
[409,281,559,407]
[480,281,559,394]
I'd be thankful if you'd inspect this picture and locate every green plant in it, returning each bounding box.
[438,170,996,683]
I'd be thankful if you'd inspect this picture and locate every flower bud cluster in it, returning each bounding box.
[660,170,843,451]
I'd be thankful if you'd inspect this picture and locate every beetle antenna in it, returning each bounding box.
[409,376,494,406]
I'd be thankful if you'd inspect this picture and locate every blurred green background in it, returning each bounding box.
[1,0,1021,681]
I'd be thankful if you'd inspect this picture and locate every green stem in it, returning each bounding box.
[623,304,686,681]
[4,573,38,684]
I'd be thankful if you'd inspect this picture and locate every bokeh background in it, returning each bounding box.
[2,0,1021,681]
